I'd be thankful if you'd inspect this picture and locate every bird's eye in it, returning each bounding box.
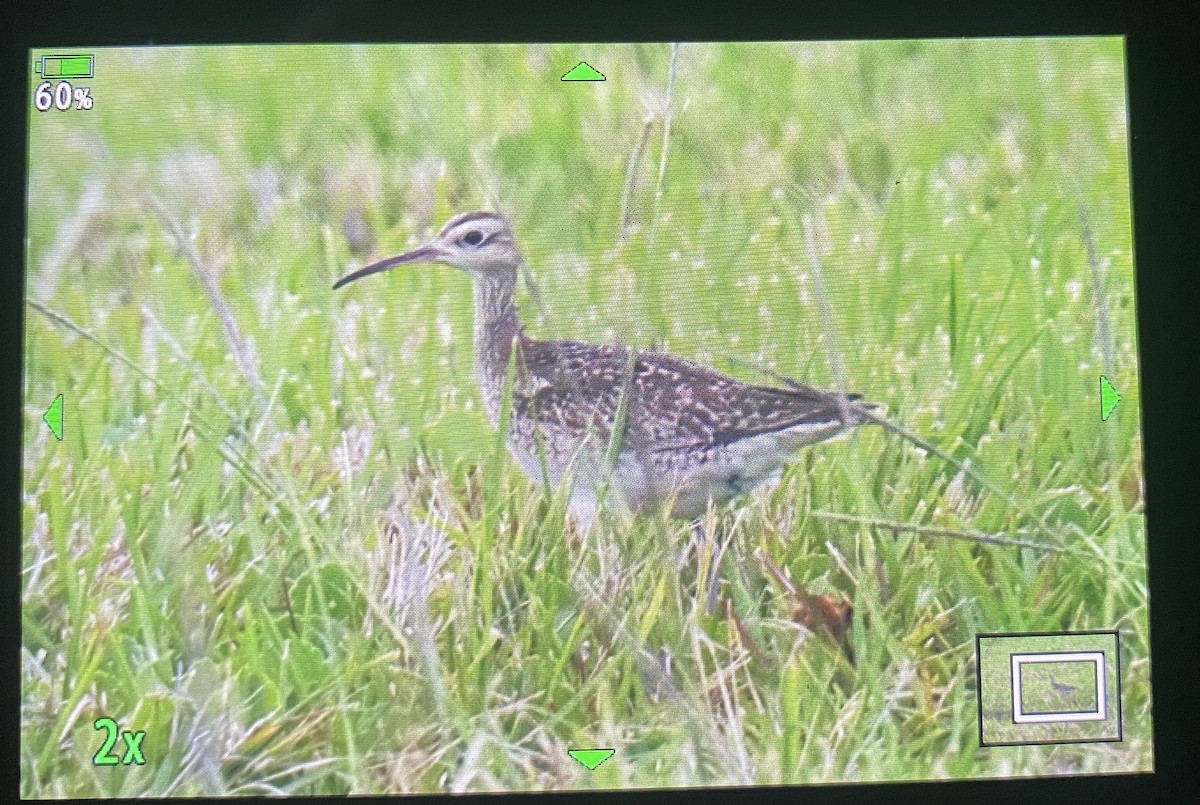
[460,230,484,246]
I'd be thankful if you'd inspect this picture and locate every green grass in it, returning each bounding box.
[1021,663,1097,713]
[22,39,1149,796]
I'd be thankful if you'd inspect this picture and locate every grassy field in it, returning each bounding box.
[21,39,1150,796]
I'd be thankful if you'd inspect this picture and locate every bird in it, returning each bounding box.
[334,211,878,529]
[1050,679,1080,697]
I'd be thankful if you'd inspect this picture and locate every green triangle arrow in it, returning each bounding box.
[44,394,64,440]
[567,748,615,770]
[1100,376,1121,421]
[562,62,605,81]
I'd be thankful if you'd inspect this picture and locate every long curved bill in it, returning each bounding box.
[332,245,442,289]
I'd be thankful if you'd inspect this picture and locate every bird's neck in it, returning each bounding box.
[473,270,522,427]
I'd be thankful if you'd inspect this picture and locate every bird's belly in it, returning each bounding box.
[505,433,654,515]
[505,424,836,522]
[505,429,604,494]
[655,430,820,520]
[661,453,784,520]
[598,441,786,521]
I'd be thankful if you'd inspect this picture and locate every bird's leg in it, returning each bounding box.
[685,517,727,615]
[682,518,706,569]
[705,522,732,616]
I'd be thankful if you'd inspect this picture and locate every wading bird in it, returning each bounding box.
[334,212,877,530]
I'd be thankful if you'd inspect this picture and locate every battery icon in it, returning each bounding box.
[34,54,94,80]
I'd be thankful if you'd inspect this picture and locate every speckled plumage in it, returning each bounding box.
[335,211,877,524]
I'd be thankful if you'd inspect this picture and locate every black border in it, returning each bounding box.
[976,631,1122,747]
[5,1,1199,804]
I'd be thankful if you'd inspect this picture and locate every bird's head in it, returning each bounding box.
[333,211,519,289]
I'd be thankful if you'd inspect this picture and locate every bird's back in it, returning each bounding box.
[506,333,875,518]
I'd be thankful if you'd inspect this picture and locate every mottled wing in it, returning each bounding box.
[514,338,629,443]
[627,351,867,451]
[518,338,870,453]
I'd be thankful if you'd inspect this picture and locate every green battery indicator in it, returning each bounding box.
[34,54,94,80]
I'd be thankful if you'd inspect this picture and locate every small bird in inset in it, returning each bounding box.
[1050,679,1080,697]
[335,212,878,529]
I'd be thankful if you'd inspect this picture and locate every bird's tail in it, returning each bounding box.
[736,357,1068,547]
